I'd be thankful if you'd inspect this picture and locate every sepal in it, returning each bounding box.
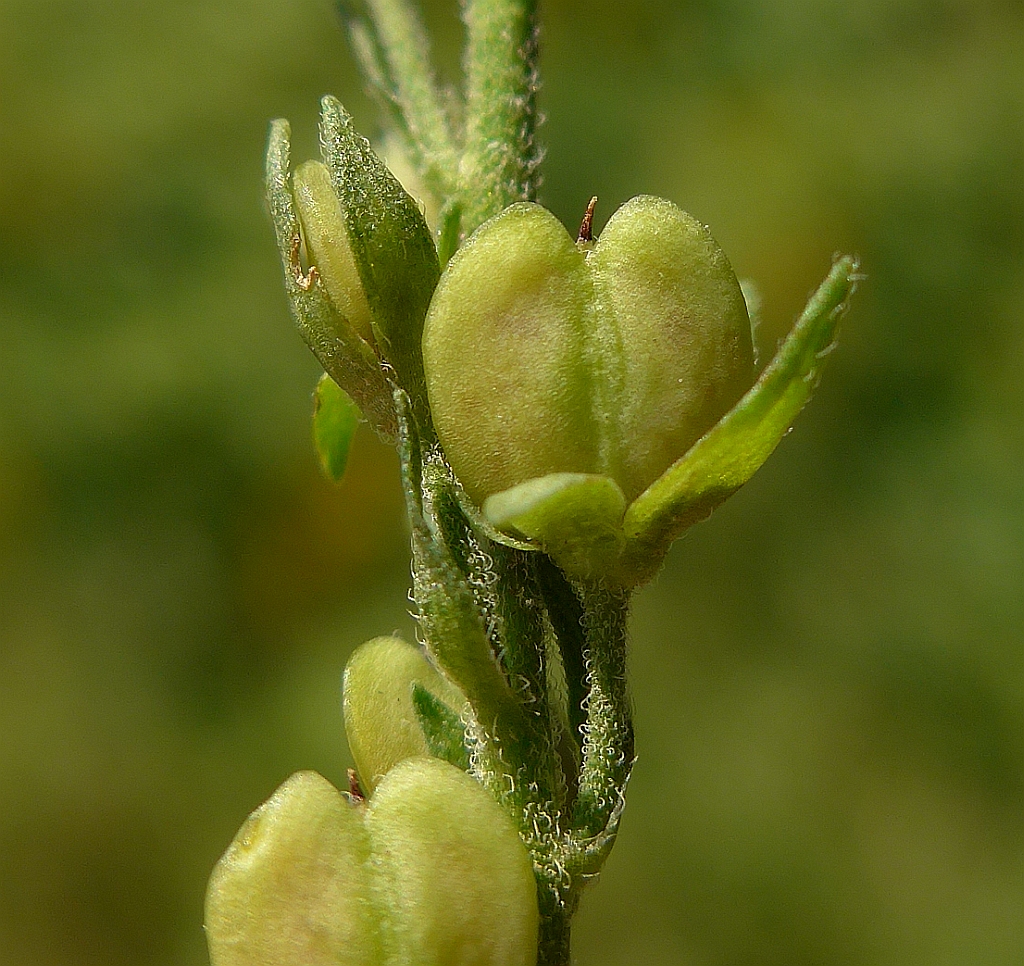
[483,473,626,580]
[318,96,440,429]
[411,684,472,772]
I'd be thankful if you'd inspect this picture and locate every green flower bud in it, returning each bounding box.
[423,199,859,586]
[343,636,469,793]
[266,96,440,439]
[205,761,539,966]
[422,197,752,579]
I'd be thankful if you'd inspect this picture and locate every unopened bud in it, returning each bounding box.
[205,761,539,966]
[422,196,754,580]
[343,636,468,793]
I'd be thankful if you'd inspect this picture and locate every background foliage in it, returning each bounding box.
[1,1,1022,964]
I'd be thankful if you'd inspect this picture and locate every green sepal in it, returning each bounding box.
[411,684,471,771]
[483,473,627,580]
[318,96,440,429]
[436,199,463,267]
[313,373,361,482]
[616,255,860,587]
[266,119,397,440]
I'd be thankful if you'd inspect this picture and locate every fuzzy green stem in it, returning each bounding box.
[460,0,541,234]
[396,393,531,794]
[572,582,634,840]
[537,899,573,966]
[370,0,455,158]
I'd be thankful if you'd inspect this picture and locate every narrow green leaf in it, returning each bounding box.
[319,97,440,429]
[411,684,471,771]
[340,7,411,136]
[617,256,860,586]
[340,0,457,197]
[312,373,361,483]
[265,119,396,440]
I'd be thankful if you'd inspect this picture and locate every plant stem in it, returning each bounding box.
[354,0,459,197]
[396,393,532,796]
[572,582,634,840]
[537,899,573,966]
[460,0,541,234]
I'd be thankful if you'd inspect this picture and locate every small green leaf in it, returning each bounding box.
[313,373,361,483]
[483,473,626,580]
[617,256,860,586]
[411,684,471,771]
[340,0,458,201]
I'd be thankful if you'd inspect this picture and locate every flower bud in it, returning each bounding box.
[343,636,469,793]
[205,761,539,966]
[266,97,440,438]
[422,197,754,580]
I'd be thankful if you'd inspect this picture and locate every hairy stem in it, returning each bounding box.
[572,582,634,840]
[460,0,541,234]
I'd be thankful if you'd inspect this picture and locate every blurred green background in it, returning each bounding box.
[1,0,1022,964]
